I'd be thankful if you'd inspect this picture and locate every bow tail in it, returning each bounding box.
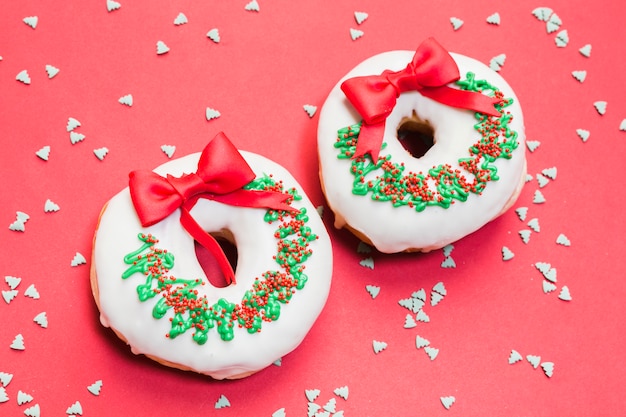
[352,121,386,161]
[421,86,502,117]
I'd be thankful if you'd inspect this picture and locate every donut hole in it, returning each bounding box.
[396,112,435,158]
[194,229,238,288]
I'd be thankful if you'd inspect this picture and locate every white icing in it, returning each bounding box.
[317,51,526,253]
[93,151,333,379]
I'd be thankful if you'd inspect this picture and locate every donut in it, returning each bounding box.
[91,132,333,379]
[317,38,526,253]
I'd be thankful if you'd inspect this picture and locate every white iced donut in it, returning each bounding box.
[318,44,526,253]
[91,136,332,379]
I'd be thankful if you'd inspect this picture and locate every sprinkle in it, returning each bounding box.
[307,402,321,417]
[0,372,13,387]
[527,218,540,232]
[215,394,230,409]
[431,291,444,306]
[593,101,607,115]
[546,13,562,33]
[44,199,60,212]
[532,7,553,21]
[450,17,464,30]
[2,290,18,304]
[572,70,587,83]
[556,233,571,246]
[272,408,286,417]
[350,28,364,41]
[323,398,337,413]
[404,314,417,329]
[106,0,121,12]
[576,128,590,142]
[354,11,368,25]
[535,262,551,275]
[10,334,25,350]
[486,12,500,25]
[558,286,572,301]
[526,140,540,152]
[442,244,454,258]
[87,380,103,396]
[544,267,557,283]
[489,53,506,72]
[412,288,426,301]
[525,173,533,182]
[71,252,87,267]
[66,400,83,415]
[334,386,349,400]
[526,354,541,369]
[372,340,387,354]
[415,335,430,349]
[36,145,51,161]
[555,29,568,47]
[161,145,176,158]
[541,362,555,377]
[24,284,40,299]
[533,190,546,204]
[440,256,456,268]
[5,275,22,289]
[24,404,41,417]
[542,280,557,294]
[305,389,320,402]
[303,104,317,118]
[508,349,523,364]
[156,41,170,55]
[359,257,374,269]
[0,387,7,403]
[501,246,514,261]
[536,173,550,188]
[94,147,109,160]
[118,94,133,106]
[399,297,424,313]
[415,309,430,323]
[205,107,221,121]
[273,357,282,366]
[23,16,38,29]
[365,285,380,299]
[515,206,528,221]
[33,312,48,328]
[173,12,188,25]
[518,229,531,244]
[440,396,456,410]
[207,28,220,43]
[579,44,592,57]
[70,131,86,144]
[432,282,447,296]
[244,0,260,12]
[18,390,34,405]
[541,167,557,180]
[357,241,372,253]
[45,65,60,79]
[620,119,626,131]
[16,69,31,85]
[424,346,439,360]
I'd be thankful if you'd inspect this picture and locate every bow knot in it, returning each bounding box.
[340,37,502,161]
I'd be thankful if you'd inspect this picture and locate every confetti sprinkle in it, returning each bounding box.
[36,145,51,161]
[404,314,417,329]
[440,396,456,410]
[303,104,317,118]
[532,7,553,21]
[18,390,34,405]
[432,282,447,296]
[24,404,41,417]
[541,167,557,180]
[424,346,439,360]
[415,335,430,349]
[66,400,83,415]
[431,291,444,306]
[450,17,463,30]
[334,386,349,400]
[413,289,426,301]
[350,28,364,41]
[442,244,454,258]
[5,276,21,290]
[33,312,48,328]
[535,261,551,275]
[416,309,430,323]
[542,280,557,294]
[486,12,500,25]
[518,229,531,244]
[215,394,230,409]
[501,246,514,261]
[118,94,133,106]
[205,107,221,121]
[536,173,550,188]
[244,0,260,12]
[44,199,60,212]
[489,53,506,72]
[572,70,587,83]
[16,69,31,85]
[10,334,25,350]
[23,16,38,29]
[579,44,592,57]
[354,11,368,25]
[307,402,321,416]
[441,256,456,268]
[372,340,387,354]
[546,13,562,33]
[45,64,60,79]
[305,389,320,402]
[533,190,546,204]
[556,233,571,246]
[71,252,87,267]
[593,101,607,115]
[323,398,337,413]
[558,286,572,301]
[106,0,121,12]
[526,355,541,369]
[0,387,8,403]
[620,120,626,131]
[2,290,18,304]
[0,372,13,387]
[70,131,86,144]
[273,357,282,366]
[541,362,555,377]
[527,218,540,232]
[356,241,372,254]
[207,28,220,43]
[94,147,109,160]
[359,257,374,269]
[555,29,569,47]
[526,140,540,152]
[67,117,81,131]
[544,267,557,283]
[576,128,590,142]
[508,349,523,364]
[24,284,40,299]
[272,408,286,417]
[525,173,533,182]
[87,380,103,396]
[515,206,528,221]
[365,285,380,299]
[173,12,188,25]
[399,297,423,313]
[156,40,170,55]
[9,211,29,232]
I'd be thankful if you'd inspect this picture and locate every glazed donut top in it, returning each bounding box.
[318,42,526,252]
[93,135,332,379]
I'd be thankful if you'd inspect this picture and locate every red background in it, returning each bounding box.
[1,0,625,415]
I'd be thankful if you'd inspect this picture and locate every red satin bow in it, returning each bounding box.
[341,37,502,161]
[129,132,295,285]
